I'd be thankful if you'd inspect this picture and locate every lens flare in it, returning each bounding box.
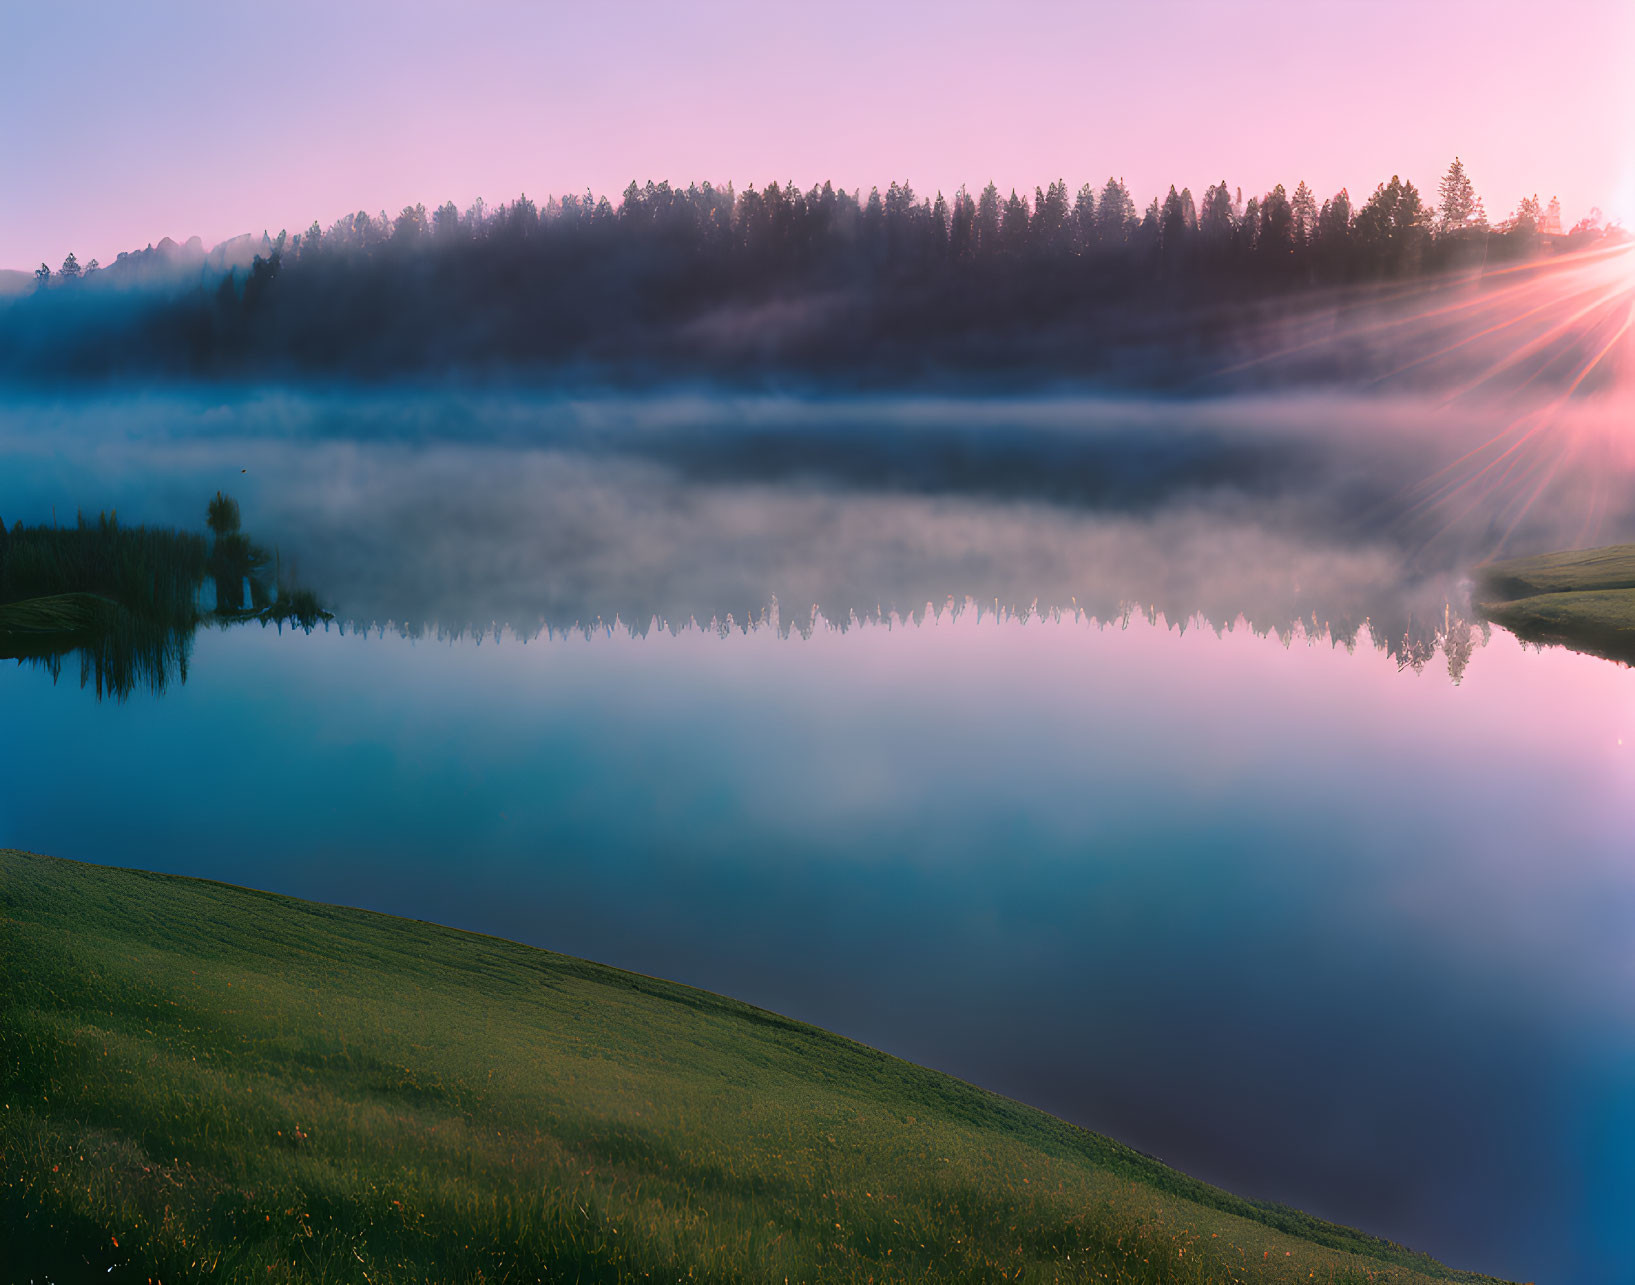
[1216,238,1635,556]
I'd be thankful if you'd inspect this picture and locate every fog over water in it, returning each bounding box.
[4,386,1635,1283]
[7,386,1633,657]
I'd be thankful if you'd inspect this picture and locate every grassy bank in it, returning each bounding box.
[1,850,1508,1284]
[1474,543,1635,665]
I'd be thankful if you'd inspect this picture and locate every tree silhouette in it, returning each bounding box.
[1096,177,1134,243]
[1033,180,1071,254]
[1544,196,1563,236]
[1159,186,1189,253]
[975,182,1001,255]
[949,186,975,260]
[207,492,241,537]
[1238,196,1260,253]
[1290,182,1318,247]
[1318,189,1352,247]
[1197,182,1235,246]
[1000,190,1030,256]
[1437,157,1476,233]
[1354,176,1427,273]
[1259,185,1295,257]
[1072,183,1096,248]
[0,165,1614,384]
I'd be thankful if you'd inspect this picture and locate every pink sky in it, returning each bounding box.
[4,0,1632,271]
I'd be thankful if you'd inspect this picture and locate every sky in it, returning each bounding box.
[3,0,1634,270]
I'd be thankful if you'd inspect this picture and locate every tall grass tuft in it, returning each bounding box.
[0,509,207,621]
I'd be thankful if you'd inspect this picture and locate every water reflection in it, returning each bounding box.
[7,390,1588,690]
[0,495,329,699]
[4,390,1635,1282]
[3,608,1630,1283]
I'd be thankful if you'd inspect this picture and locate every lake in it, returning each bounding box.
[3,388,1632,1283]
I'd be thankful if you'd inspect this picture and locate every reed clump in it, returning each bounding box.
[0,509,207,620]
[0,498,330,698]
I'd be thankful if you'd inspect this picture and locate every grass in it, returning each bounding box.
[0,592,121,638]
[1474,544,1635,665]
[0,850,1512,1285]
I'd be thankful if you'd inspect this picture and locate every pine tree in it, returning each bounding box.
[1072,183,1096,249]
[1355,177,1428,271]
[1136,197,1161,249]
[1290,182,1318,246]
[1319,189,1353,243]
[975,182,1001,254]
[950,186,976,260]
[1198,182,1235,243]
[1177,187,1197,231]
[1258,185,1294,254]
[1033,179,1070,252]
[1436,157,1476,234]
[1096,177,1133,243]
[1001,189,1031,254]
[929,191,951,250]
[1160,185,1189,250]
[393,205,428,241]
[1239,197,1261,252]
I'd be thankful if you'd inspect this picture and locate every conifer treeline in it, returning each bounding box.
[9,162,1618,384]
[222,164,1599,278]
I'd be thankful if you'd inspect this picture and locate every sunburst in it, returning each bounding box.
[1222,236,1635,555]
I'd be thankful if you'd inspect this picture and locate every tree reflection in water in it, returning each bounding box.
[1,477,1495,701]
[0,495,330,700]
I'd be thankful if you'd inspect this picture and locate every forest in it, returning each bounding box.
[5,160,1620,386]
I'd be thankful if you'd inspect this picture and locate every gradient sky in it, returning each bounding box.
[4,0,1633,270]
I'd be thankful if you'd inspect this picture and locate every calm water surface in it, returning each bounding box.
[3,390,1633,1284]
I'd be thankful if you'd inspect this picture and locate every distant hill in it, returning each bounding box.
[1,848,1509,1284]
[0,232,275,297]
[96,231,271,287]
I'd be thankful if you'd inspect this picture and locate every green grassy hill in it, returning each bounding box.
[1,850,1510,1284]
[1475,543,1635,666]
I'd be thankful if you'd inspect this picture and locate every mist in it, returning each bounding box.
[6,385,1631,681]
[4,178,1625,394]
